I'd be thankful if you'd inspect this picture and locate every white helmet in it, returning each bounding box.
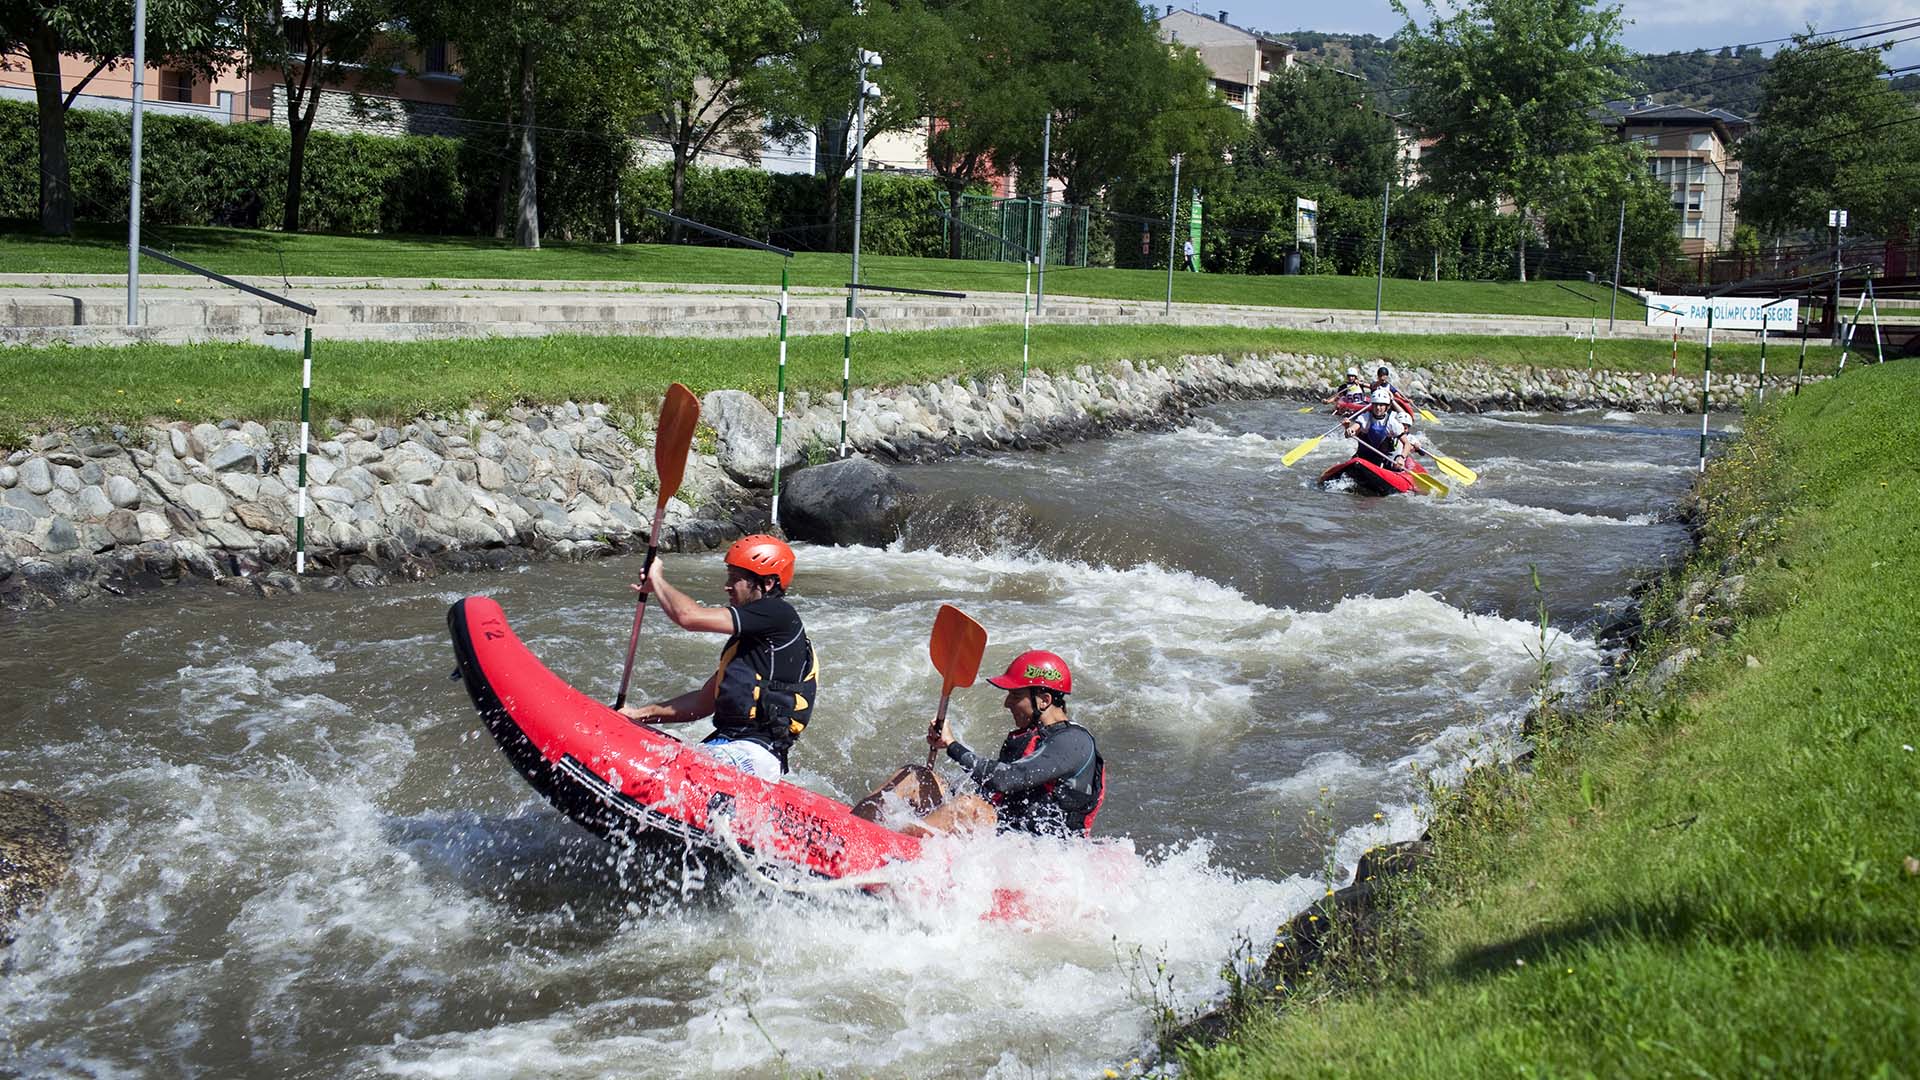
[1345,366,1361,379]
[1370,387,1393,405]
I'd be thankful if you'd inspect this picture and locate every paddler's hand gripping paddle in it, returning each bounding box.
[925,604,987,768]
[613,383,700,711]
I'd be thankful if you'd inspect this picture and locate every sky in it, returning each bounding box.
[1195,0,1920,70]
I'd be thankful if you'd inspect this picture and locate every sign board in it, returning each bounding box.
[1643,294,1799,332]
[1295,197,1318,244]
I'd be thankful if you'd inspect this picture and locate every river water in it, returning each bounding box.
[0,400,1703,1078]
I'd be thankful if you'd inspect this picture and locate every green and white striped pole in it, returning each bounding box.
[1836,290,1867,375]
[1699,306,1713,475]
[1795,291,1811,396]
[771,261,791,527]
[1757,319,1769,406]
[295,324,312,573]
[839,287,853,456]
[1021,256,1033,393]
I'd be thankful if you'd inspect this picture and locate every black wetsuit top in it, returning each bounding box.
[947,721,1104,837]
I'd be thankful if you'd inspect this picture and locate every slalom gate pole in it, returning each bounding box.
[1699,307,1713,475]
[295,325,312,573]
[1758,322,1768,406]
[771,261,790,527]
[1836,290,1868,375]
[1587,303,1596,371]
[1670,325,1678,377]
[1021,257,1033,393]
[840,287,853,457]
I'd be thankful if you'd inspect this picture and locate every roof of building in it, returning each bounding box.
[1597,98,1747,141]
[1154,7,1296,52]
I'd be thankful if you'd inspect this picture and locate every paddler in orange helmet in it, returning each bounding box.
[618,535,818,781]
[928,650,1107,838]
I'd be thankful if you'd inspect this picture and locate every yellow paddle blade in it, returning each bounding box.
[1297,405,1316,413]
[1281,434,1327,468]
[1410,471,1448,497]
[1419,408,1440,424]
[1432,454,1478,485]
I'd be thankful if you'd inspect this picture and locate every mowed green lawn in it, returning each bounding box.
[0,324,1841,443]
[0,220,1647,320]
[1180,363,1920,1078]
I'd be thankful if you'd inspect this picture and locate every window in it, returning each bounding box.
[1686,188,1703,212]
[1214,80,1246,106]
[162,70,193,103]
[423,40,449,74]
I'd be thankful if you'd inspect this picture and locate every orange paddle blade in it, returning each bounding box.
[653,383,700,510]
[929,604,987,693]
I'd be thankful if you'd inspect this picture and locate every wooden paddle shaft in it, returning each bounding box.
[612,497,671,711]
[925,687,953,768]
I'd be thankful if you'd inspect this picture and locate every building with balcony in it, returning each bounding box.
[1153,7,1295,124]
[1602,99,1747,254]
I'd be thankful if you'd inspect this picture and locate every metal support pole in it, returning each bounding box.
[1021,256,1033,393]
[839,289,853,456]
[1868,278,1884,363]
[771,262,791,526]
[1608,192,1625,334]
[1035,112,1051,316]
[613,188,622,245]
[850,58,869,312]
[127,0,147,326]
[1587,302,1596,371]
[1795,291,1811,396]
[1699,306,1713,475]
[295,325,312,573]
[1374,179,1390,328]
[1830,219,1844,345]
[1164,154,1181,317]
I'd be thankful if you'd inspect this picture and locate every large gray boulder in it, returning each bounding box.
[778,456,915,547]
[703,390,803,488]
[0,790,73,949]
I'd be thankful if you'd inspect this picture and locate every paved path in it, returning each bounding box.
[0,273,1699,347]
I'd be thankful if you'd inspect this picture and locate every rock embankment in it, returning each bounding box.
[1,353,1797,610]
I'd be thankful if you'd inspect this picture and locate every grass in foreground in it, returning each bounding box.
[1,220,1647,320]
[0,325,1844,443]
[1180,362,1920,1077]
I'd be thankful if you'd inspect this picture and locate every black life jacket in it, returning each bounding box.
[709,628,817,772]
[989,721,1107,838]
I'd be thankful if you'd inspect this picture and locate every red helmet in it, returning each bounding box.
[725,534,796,590]
[987,649,1072,694]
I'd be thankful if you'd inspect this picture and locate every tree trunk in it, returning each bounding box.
[514,43,540,250]
[282,86,317,233]
[670,148,689,240]
[27,24,73,237]
[1515,207,1528,282]
[946,179,965,259]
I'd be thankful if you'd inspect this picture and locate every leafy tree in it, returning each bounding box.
[1538,147,1679,281]
[898,0,1042,258]
[1389,0,1632,280]
[1737,37,1920,241]
[646,0,802,238]
[1022,0,1241,265]
[237,0,401,233]
[406,0,651,247]
[781,0,927,245]
[1,0,236,235]
[1251,64,1399,200]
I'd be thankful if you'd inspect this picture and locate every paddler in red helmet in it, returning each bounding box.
[928,650,1107,838]
[617,534,818,780]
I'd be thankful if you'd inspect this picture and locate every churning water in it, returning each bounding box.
[0,399,1702,1078]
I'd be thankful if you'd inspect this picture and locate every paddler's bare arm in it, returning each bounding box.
[633,561,735,634]
[619,673,717,723]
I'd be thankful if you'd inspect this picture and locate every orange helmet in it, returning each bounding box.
[725,534,796,590]
[986,649,1072,694]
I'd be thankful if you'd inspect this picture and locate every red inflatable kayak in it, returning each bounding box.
[447,596,923,882]
[1317,457,1428,495]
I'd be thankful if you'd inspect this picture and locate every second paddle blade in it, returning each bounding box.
[929,603,987,689]
[653,383,701,504]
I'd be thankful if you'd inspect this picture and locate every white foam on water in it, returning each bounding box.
[1427,495,1659,528]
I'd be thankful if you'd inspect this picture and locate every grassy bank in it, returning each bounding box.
[0,319,1843,441]
[1181,362,1920,1077]
[0,325,1843,444]
[1,221,1645,319]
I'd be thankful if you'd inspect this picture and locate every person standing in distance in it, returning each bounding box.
[618,535,817,781]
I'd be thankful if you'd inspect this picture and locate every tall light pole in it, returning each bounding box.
[127,0,147,326]
[850,47,881,311]
[1035,111,1052,316]
[1373,178,1390,328]
[1164,154,1181,316]
[1828,208,1848,344]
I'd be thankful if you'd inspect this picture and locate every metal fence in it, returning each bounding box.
[948,194,1091,267]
